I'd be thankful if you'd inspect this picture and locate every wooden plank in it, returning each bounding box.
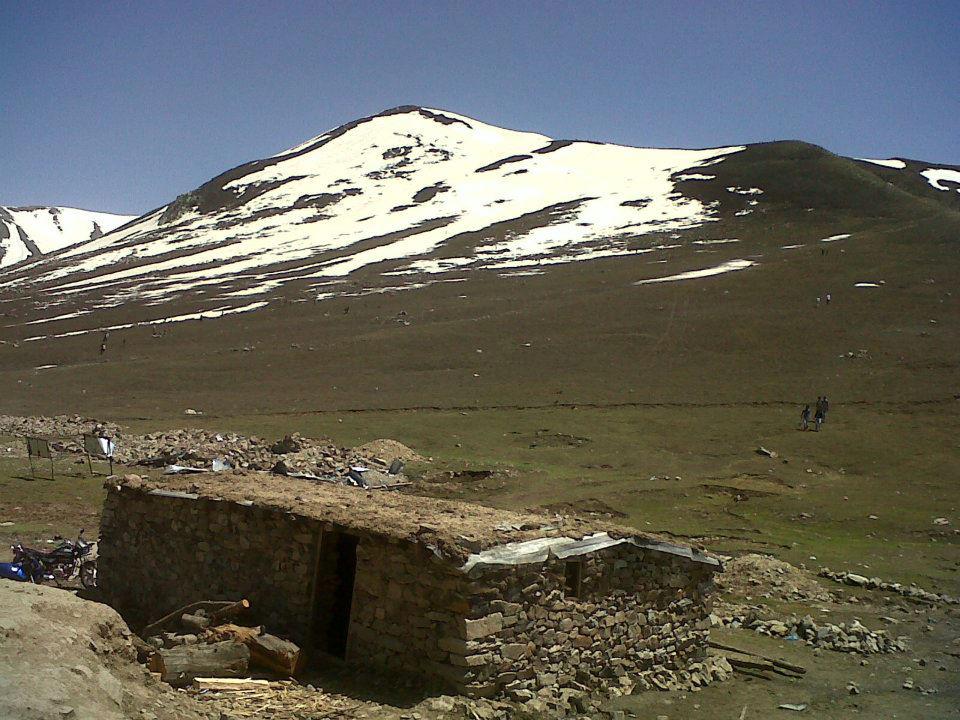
[194,677,271,691]
[709,640,806,674]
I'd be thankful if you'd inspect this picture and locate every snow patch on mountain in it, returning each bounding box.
[634,259,756,284]
[921,168,960,193]
[857,158,906,170]
[0,206,134,268]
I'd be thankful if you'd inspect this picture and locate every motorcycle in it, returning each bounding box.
[10,530,98,589]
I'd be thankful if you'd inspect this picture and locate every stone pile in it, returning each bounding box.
[713,608,907,654]
[818,568,959,605]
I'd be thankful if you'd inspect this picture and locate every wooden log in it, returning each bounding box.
[180,613,211,633]
[153,640,250,687]
[141,599,247,639]
[208,599,251,625]
[249,633,303,677]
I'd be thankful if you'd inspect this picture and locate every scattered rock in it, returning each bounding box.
[819,568,959,605]
[713,605,907,655]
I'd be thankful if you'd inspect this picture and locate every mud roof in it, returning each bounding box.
[109,472,720,568]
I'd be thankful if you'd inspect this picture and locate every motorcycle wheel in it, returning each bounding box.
[80,561,98,589]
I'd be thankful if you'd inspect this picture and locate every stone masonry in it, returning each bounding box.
[98,475,720,704]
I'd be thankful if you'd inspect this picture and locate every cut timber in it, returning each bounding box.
[194,677,271,691]
[141,599,249,639]
[153,640,250,687]
[249,633,303,676]
[208,599,251,625]
[709,640,806,675]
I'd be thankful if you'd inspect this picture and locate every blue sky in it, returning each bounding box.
[2,1,958,215]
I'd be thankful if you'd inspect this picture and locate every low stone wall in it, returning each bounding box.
[99,487,321,642]
[450,545,715,704]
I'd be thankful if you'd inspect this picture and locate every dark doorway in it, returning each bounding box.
[312,531,359,659]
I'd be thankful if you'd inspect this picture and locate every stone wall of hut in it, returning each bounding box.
[449,544,715,702]
[345,539,475,690]
[98,487,479,691]
[99,487,322,642]
[99,488,716,703]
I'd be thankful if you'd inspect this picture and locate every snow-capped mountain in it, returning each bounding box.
[3,106,955,342]
[0,205,135,268]
[0,107,752,330]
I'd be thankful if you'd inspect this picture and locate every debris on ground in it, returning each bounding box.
[716,554,836,603]
[0,414,425,490]
[818,568,960,605]
[186,679,371,719]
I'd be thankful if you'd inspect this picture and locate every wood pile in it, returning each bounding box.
[141,599,304,687]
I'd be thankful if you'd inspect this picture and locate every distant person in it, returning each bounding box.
[814,397,825,432]
[822,396,830,423]
[826,293,832,304]
[800,405,811,431]
[816,297,821,308]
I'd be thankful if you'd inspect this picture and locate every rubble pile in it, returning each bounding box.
[0,413,422,486]
[717,553,835,603]
[818,568,960,605]
[713,607,908,654]
[631,655,734,692]
[113,429,379,476]
[0,413,122,453]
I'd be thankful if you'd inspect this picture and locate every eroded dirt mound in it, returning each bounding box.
[0,582,211,720]
[716,553,835,603]
[353,438,425,464]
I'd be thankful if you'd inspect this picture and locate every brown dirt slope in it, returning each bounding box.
[0,582,211,720]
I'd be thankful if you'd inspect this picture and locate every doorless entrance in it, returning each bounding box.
[312,530,358,658]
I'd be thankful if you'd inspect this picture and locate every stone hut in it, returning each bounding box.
[99,473,721,700]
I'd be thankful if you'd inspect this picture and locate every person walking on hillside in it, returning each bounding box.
[814,397,825,432]
[800,404,811,431]
[822,395,830,423]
